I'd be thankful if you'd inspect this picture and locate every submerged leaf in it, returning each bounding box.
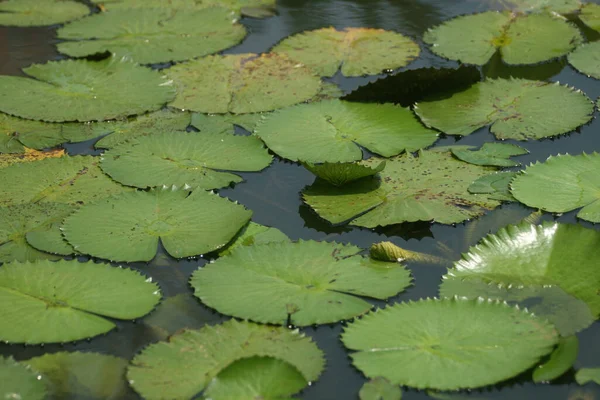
[0,259,160,344]
[255,100,438,163]
[342,298,559,390]
[424,12,582,65]
[191,240,412,326]
[468,171,517,202]
[575,368,600,385]
[533,335,579,383]
[57,8,246,64]
[272,27,419,77]
[303,161,386,186]
[218,221,289,256]
[415,78,593,140]
[452,143,528,167]
[359,378,402,400]
[580,3,600,32]
[127,320,325,400]
[165,53,322,114]
[568,42,600,80]
[0,0,89,26]
[0,356,45,400]
[91,0,276,17]
[0,58,175,122]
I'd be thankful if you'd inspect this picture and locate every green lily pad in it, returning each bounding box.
[533,335,579,383]
[303,150,500,227]
[164,53,322,114]
[62,188,252,262]
[576,368,600,385]
[423,11,582,65]
[0,57,175,122]
[26,352,128,399]
[219,221,289,256]
[255,100,438,163]
[100,131,272,189]
[92,0,276,18]
[271,27,420,77]
[0,148,66,168]
[303,160,386,186]
[57,8,246,64]
[448,222,600,318]
[341,298,559,390]
[501,0,581,13]
[0,356,45,400]
[0,155,130,207]
[0,202,74,263]
[452,143,528,167]
[0,259,160,344]
[415,78,594,140]
[191,240,412,326]
[568,42,600,80]
[0,0,89,27]
[468,171,517,202]
[359,378,402,400]
[127,320,325,400]
[203,357,307,400]
[580,3,600,32]
[191,113,263,135]
[510,153,600,223]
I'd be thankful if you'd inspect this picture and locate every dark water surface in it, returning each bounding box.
[1,1,600,399]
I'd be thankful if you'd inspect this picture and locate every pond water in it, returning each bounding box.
[1,0,599,399]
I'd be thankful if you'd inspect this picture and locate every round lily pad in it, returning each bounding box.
[190,112,263,135]
[359,378,402,400]
[576,368,600,385]
[272,27,420,77]
[164,53,322,114]
[191,240,412,326]
[0,58,175,122]
[255,100,438,163]
[303,150,500,227]
[218,221,289,256]
[100,131,272,189]
[0,259,161,344]
[580,3,600,32]
[468,171,517,202]
[568,41,600,80]
[0,0,89,27]
[424,11,582,65]
[341,298,559,390]
[501,0,582,13]
[57,8,246,64]
[303,160,386,186]
[511,153,600,223]
[62,188,252,262]
[0,356,45,400]
[414,78,594,140]
[451,143,528,167]
[127,320,325,400]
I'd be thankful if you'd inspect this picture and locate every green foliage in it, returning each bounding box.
[359,378,402,400]
[218,221,289,256]
[580,3,600,32]
[468,171,517,202]
[568,42,600,80]
[532,335,579,383]
[0,0,89,26]
[303,161,386,186]
[0,356,45,400]
[452,143,528,167]
[92,0,276,17]
[190,113,263,135]
[575,368,600,385]
[501,0,581,13]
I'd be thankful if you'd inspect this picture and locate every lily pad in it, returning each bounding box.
[127,320,325,400]
[191,240,412,326]
[359,378,402,400]
[0,58,175,122]
[447,222,600,318]
[452,143,528,167]
[271,27,420,77]
[510,153,600,223]
[191,112,263,135]
[532,335,579,383]
[0,356,45,400]
[0,0,89,27]
[501,0,581,13]
[62,188,252,262]
[255,100,438,163]
[303,160,386,186]
[100,131,272,189]
[0,259,160,344]
[341,298,559,390]
[468,171,517,202]
[580,3,600,32]
[26,352,128,399]
[415,78,594,140]
[303,150,500,227]
[568,42,600,80]
[219,221,289,256]
[0,155,130,207]
[423,12,582,65]
[576,368,600,385]
[57,8,246,64]
[164,53,322,114]
[0,148,65,169]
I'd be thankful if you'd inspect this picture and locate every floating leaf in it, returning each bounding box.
[191,240,412,326]
[576,368,600,385]
[219,221,289,256]
[452,143,528,167]
[27,352,128,399]
[0,259,160,344]
[501,0,581,13]
[203,357,307,400]
[341,298,559,390]
[255,100,438,163]
[272,27,419,77]
[0,155,130,207]
[0,0,89,27]
[468,171,517,202]
[0,356,45,400]
[580,3,600,32]
[127,320,325,400]
[63,188,251,262]
[423,12,582,65]
[533,335,579,383]
[568,42,600,80]
[0,148,65,169]
[101,131,272,189]
[415,78,593,140]
[164,53,322,114]
[191,113,263,135]
[511,153,600,223]
[303,150,500,227]
[0,58,175,122]
[359,378,402,400]
[303,161,386,186]
[57,8,246,64]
